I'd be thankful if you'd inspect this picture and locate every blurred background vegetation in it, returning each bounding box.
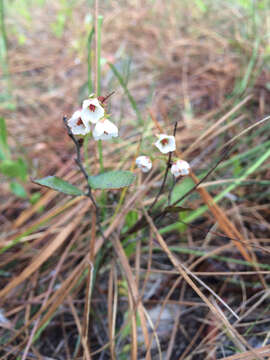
[1,0,270,359]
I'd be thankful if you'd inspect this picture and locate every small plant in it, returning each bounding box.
[33,94,135,198]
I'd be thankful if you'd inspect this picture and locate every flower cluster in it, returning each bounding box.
[136,133,190,177]
[67,96,118,140]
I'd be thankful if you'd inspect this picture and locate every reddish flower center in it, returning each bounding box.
[89,104,96,112]
[104,131,108,135]
[161,138,169,146]
[77,118,83,126]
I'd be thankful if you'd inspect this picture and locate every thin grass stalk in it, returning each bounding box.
[108,262,116,360]
[67,295,91,360]
[149,110,266,283]
[0,0,12,97]
[97,15,104,171]
[108,62,143,126]
[128,291,138,360]
[2,258,86,355]
[80,2,101,357]
[111,234,151,358]
[94,4,104,171]
[143,209,265,360]
[84,26,95,172]
[111,138,140,220]
[82,207,96,360]
[87,27,94,94]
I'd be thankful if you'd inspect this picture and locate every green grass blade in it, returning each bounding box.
[87,27,94,94]
[161,143,270,234]
[108,62,143,126]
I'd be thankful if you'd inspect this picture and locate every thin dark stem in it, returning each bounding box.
[63,116,107,243]
[63,116,97,209]
[168,176,176,206]
[99,91,115,103]
[169,145,231,209]
[122,143,232,238]
[149,122,178,210]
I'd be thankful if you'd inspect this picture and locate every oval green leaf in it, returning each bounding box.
[88,170,135,190]
[33,176,84,196]
[10,182,27,198]
[0,159,27,181]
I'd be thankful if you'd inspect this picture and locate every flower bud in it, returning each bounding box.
[171,159,190,177]
[136,156,152,173]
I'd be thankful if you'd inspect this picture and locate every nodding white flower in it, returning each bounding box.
[171,159,190,177]
[155,134,176,154]
[136,155,152,173]
[93,118,118,140]
[81,98,105,124]
[67,110,91,135]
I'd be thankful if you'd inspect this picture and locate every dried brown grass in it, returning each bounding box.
[1,0,270,359]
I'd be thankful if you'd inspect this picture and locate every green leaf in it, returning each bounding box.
[0,117,7,147]
[0,117,10,160]
[10,182,27,198]
[170,177,195,205]
[30,192,41,204]
[193,0,207,12]
[16,158,28,181]
[33,176,84,196]
[0,159,27,181]
[108,62,143,126]
[164,206,193,213]
[0,158,27,181]
[88,170,135,190]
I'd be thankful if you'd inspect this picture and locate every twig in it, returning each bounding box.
[123,143,232,238]
[149,121,178,210]
[63,116,97,209]
[63,116,106,244]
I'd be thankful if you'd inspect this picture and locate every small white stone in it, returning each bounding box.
[171,159,190,177]
[93,118,118,140]
[81,98,105,124]
[67,110,91,136]
[136,156,152,173]
[155,134,176,154]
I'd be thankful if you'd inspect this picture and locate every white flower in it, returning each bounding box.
[155,134,176,154]
[136,156,152,173]
[93,118,118,140]
[81,98,105,124]
[67,110,91,135]
[171,159,190,177]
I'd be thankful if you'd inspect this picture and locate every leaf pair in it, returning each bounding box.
[33,170,136,196]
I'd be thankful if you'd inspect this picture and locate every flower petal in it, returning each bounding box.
[93,119,118,140]
[155,134,176,154]
[81,98,105,124]
[67,110,91,135]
